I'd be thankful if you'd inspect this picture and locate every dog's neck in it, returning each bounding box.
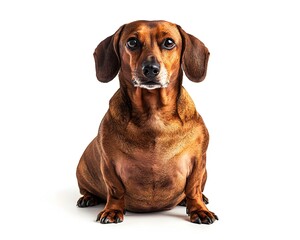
[131,87,178,113]
[113,72,197,126]
[119,76,180,117]
[124,87,181,128]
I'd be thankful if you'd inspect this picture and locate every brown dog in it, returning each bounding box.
[76,20,218,224]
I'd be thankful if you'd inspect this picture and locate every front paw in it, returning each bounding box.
[189,209,218,224]
[96,209,124,224]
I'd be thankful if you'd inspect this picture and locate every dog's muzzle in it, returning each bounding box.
[132,57,169,90]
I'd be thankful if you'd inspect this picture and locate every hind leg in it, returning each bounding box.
[76,138,107,208]
[77,192,103,207]
[179,194,209,206]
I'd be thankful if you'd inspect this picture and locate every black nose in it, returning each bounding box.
[142,58,160,78]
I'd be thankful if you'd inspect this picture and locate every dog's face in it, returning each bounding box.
[119,21,182,90]
[93,20,210,87]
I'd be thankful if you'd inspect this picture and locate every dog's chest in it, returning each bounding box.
[115,114,200,184]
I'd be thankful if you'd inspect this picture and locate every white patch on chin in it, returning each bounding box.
[140,84,163,90]
[132,80,169,90]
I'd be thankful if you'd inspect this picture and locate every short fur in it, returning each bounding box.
[76,20,217,224]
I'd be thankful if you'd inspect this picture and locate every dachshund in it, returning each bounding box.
[76,20,218,224]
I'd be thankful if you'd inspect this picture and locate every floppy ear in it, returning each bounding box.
[177,26,210,82]
[93,25,125,82]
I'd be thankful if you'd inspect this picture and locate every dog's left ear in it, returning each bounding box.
[177,26,210,82]
[93,25,125,82]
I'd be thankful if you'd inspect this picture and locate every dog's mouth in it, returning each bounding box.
[132,80,169,90]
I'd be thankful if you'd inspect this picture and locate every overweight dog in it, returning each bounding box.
[76,20,218,224]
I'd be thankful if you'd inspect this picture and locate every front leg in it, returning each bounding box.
[96,195,125,223]
[96,160,126,224]
[186,154,218,224]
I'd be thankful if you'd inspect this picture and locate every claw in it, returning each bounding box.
[202,194,209,204]
[100,216,109,224]
[192,217,202,224]
[96,213,101,222]
[186,208,190,215]
[76,197,83,207]
[86,199,92,207]
[206,216,213,224]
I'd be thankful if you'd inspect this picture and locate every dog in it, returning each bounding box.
[76,20,218,224]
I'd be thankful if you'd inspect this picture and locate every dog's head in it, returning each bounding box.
[93,20,209,89]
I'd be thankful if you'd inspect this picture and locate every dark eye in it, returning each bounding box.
[126,37,140,50]
[162,38,175,50]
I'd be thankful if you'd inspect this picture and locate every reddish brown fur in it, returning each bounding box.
[76,20,217,224]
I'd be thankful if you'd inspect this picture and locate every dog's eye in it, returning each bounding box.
[162,38,176,50]
[126,37,140,50]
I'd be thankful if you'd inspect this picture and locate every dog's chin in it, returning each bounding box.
[138,83,168,90]
[132,80,169,90]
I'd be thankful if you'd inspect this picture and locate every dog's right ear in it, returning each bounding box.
[93,25,125,82]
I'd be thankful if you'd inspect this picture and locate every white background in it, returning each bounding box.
[1,0,299,239]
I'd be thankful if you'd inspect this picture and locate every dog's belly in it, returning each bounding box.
[115,152,192,212]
